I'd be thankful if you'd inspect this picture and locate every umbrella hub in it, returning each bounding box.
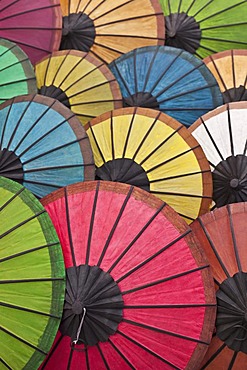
[123,92,159,110]
[165,12,201,54]
[0,148,23,183]
[96,158,150,192]
[61,12,96,52]
[60,264,124,346]
[39,85,71,109]
[213,155,247,207]
[223,85,247,103]
[216,272,247,354]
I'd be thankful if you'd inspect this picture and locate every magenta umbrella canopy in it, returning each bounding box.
[0,0,62,65]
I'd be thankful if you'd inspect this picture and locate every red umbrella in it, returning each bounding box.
[0,0,62,65]
[40,181,216,369]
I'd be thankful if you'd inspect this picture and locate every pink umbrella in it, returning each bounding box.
[0,0,62,65]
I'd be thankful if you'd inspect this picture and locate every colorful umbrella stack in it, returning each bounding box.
[0,0,247,369]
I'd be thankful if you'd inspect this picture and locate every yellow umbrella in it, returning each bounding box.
[85,107,212,223]
[35,50,122,126]
[59,0,165,63]
[204,50,247,103]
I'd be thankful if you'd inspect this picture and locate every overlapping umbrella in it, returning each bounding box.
[204,49,247,103]
[189,102,247,208]
[109,45,223,127]
[191,202,247,369]
[35,50,122,126]
[159,0,247,59]
[86,107,212,224]
[40,181,216,370]
[0,94,95,198]
[59,0,165,63]
[0,0,62,65]
[0,176,65,370]
[0,38,37,104]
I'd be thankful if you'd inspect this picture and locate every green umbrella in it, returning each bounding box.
[0,177,65,370]
[0,38,37,104]
[159,0,247,59]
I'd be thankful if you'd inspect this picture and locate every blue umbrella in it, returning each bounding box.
[0,94,95,198]
[109,46,223,127]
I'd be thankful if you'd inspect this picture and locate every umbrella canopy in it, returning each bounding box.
[0,0,62,65]
[109,45,223,127]
[35,50,122,126]
[189,102,247,208]
[159,0,247,59]
[203,50,247,103]
[191,202,247,369]
[0,94,95,198]
[85,107,212,224]
[0,176,65,370]
[59,0,165,64]
[0,38,37,104]
[40,181,216,370]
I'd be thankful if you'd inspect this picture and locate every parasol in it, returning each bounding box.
[189,102,247,208]
[0,176,65,370]
[191,202,247,369]
[0,38,37,104]
[85,107,212,224]
[109,45,223,127]
[0,94,95,198]
[35,50,122,126]
[40,181,216,370]
[0,0,62,65]
[203,50,247,103]
[59,0,165,64]
[159,0,247,59]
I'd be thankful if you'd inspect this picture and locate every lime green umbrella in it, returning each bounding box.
[0,38,37,104]
[159,0,247,59]
[0,177,65,370]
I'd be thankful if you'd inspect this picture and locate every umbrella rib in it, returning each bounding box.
[0,58,30,73]
[133,49,138,95]
[0,209,45,239]
[150,191,211,199]
[227,104,234,156]
[0,301,61,319]
[5,38,52,53]
[198,217,231,278]
[121,264,209,295]
[64,187,76,267]
[227,204,242,272]
[5,96,35,151]
[66,78,116,99]
[70,98,122,107]
[0,242,59,263]
[200,36,247,46]
[197,1,246,24]
[24,163,88,173]
[0,358,12,370]
[207,56,229,96]
[0,4,60,22]
[177,212,195,222]
[110,112,114,159]
[149,169,210,183]
[0,326,47,355]
[185,0,197,13]
[0,278,64,284]
[107,203,166,274]
[123,318,210,345]
[0,103,13,147]
[0,186,24,212]
[200,116,225,161]
[201,22,247,31]
[178,0,183,13]
[96,344,110,370]
[49,51,72,88]
[232,50,236,101]
[95,13,164,29]
[67,347,75,370]
[142,46,160,92]
[97,185,134,267]
[39,333,64,369]
[116,229,191,283]
[21,136,88,165]
[200,343,226,369]
[0,43,16,58]
[228,352,238,369]
[0,0,19,15]
[85,181,100,264]
[77,0,94,14]
[110,61,133,97]
[0,77,35,89]
[0,26,61,31]
[108,338,135,369]
[145,145,200,173]
[124,303,216,309]
[191,0,214,18]
[116,330,181,370]
[87,122,107,164]
[122,107,138,158]
[85,346,90,370]
[14,108,73,156]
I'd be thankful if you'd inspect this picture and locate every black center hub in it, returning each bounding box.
[39,85,71,109]
[60,264,124,346]
[0,149,23,183]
